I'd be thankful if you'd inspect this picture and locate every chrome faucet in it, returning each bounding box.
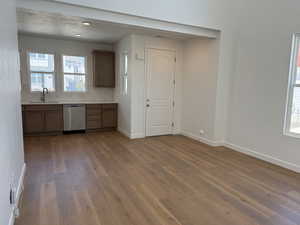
[41,88,48,103]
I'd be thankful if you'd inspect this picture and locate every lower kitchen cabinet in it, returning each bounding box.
[22,104,63,135]
[86,103,117,131]
[23,110,44,133]
[22,103,117,135]
[102,104,117,128]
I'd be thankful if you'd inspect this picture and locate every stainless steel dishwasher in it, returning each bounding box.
[63,104,86,131]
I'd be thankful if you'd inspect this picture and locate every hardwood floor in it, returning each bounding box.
[16,132,300,225]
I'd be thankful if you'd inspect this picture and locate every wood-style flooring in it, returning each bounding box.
[16,132,300,225]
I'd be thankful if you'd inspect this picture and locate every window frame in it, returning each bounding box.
[62,54,87,93]
[284,33,300,138]
[121,52,129,96]
[27,51,56,93]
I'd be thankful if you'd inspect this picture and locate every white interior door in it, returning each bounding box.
[146,48,175,136]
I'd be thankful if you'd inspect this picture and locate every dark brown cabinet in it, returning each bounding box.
[93,50,115,87]
[102,104,117,128]
[86,104,102,130]
[22,103,117,135]
[22,105,63,135]
[86,103,117,131]
[23,111,44,133]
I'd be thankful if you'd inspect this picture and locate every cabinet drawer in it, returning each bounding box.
[24,104,61,111]
[102,104,117,110]
[86,114,101,120]
[86,108,101,116]
[86,104,101,110]
[86,119,101,129]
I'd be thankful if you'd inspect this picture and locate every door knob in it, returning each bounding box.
[146,104,150,107]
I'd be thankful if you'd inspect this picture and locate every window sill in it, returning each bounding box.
[284,131,300,139]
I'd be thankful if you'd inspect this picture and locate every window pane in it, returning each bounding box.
[296,46,300,84]
[124,54,128,74]
[31,73,54,91]
[290,87,300,134]
[29,53,54,72]
[63,56,85,74]
[64,74,86,92]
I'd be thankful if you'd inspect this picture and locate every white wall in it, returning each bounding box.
[114,35,133,136]
[225,0,300,172]
[17,1,300,172]
[18,34,114,103]
[0,1,25,225]
[65,0,300,172]
[181,38,220,145]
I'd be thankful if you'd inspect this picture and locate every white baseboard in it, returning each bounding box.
[118,127,145,139]
[8,163,26,225]
[130,132,145,139]
[181,130,222,147]
[117,127,131,138]
[181,130,300,173]
[224,142,300,173]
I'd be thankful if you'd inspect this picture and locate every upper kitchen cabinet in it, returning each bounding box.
[93,50,115,88]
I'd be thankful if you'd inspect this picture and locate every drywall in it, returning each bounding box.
[226,0,300,171]
[18,34,114,103]
[0,1,25,225]
[181,38,220,145]
[53,0,234,30]
[114,35,133,137]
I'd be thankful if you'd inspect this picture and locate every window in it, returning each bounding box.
[63,55,86,92]
[122,53,128,95]
[29,52,55,91]
[285,34,300,136]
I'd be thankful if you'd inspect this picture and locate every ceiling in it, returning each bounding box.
[17,9,198,43]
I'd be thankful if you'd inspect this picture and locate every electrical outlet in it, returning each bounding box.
[199,130,205,135]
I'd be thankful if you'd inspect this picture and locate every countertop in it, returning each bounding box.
[22,101,117,105]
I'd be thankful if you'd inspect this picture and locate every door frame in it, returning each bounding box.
[144,47,176,137]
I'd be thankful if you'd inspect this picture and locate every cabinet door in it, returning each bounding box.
[45,110,63,132]
[93,51,115,87]
[102,104,117,128]
[86,104,102,129]
[24,111,44,133]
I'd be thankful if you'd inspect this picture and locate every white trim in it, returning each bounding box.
[117,127,131,138]
[284,33,300,137]
[117,128,145,139]
[181,130,222,147]
[130,132,145,139]
[224,142,300,173]
[181,131,300,173]
[8,163,26,225]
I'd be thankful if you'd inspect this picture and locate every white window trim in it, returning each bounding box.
[284,33,300,138]
[62,54,88,93]
[27,51,56,93]
[121,52,129,96]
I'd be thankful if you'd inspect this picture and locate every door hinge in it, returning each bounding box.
[174,57,176,62]
[172,122,174,127]
[173,80,175,85]
[172,101,175,107]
